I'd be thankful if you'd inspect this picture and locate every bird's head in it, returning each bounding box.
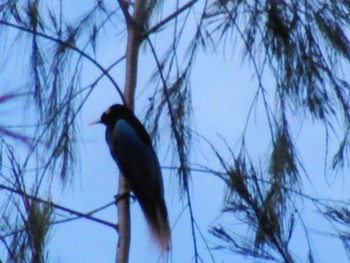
[90,104,129,126]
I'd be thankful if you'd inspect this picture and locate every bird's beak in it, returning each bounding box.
[89,119,102,126]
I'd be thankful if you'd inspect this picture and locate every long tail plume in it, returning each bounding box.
[139,197,171,252]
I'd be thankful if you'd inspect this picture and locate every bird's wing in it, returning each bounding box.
[109,119,164,199]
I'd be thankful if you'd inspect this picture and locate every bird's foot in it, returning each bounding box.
[114,192,135,205]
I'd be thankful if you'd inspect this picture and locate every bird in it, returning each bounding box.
[93,104,170,251]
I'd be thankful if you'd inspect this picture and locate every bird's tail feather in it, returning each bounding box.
[139,197,171,252]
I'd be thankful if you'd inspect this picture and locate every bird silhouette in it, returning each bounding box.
[94,104,170,251]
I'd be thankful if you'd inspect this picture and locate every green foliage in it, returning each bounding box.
[0,1,124,262]
[200,1,350,261]
[25,201,52,263]
[210,148,295,262]
[146,70,192,189]
[269,125,298,187]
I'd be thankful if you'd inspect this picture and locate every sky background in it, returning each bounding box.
[1,1,350,262]
[47,45,348,262]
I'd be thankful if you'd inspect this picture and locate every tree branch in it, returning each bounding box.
[0,19,126,105]
[146,36,199,263]
[143,0,198,37]
[115,1,147,262]
[0,183,117,230]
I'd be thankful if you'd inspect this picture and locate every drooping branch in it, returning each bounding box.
[0,19,125,104]
[0,183,117,230]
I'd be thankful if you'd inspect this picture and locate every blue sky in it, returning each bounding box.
[47,45,348,262]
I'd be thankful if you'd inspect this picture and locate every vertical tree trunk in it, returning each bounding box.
[116,1,147,263]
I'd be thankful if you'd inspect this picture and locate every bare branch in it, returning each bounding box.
[144,0,198,37]
[0,183,117,230]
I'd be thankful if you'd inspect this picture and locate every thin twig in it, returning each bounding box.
[0,20,126,105]
[0,183,117,230]
[144,0,198,37]
[146,36,199,263]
